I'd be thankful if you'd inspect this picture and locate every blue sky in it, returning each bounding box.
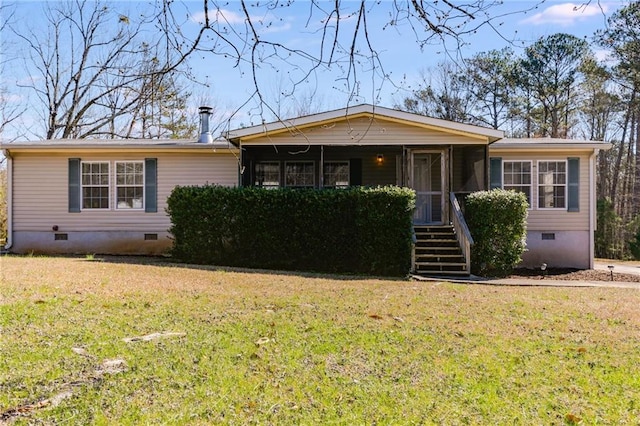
[1,1,626,139]
[182,0,621,126]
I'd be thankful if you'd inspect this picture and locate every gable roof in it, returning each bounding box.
[225,104,504,144]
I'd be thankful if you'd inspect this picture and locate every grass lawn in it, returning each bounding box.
[1,255,639,424]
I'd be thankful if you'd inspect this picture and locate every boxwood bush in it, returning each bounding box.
[166,185,415,276]
[465,189,528,277]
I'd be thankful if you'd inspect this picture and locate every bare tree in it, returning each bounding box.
[182,0,545,126]
[120,70,196,139]
[10,0,549,139]
[263,76,328,120]
[397,62,473,123]
[0,3,24,142]
[13,0,194,139]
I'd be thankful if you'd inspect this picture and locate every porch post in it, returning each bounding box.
[484,145,490,190]
[403,146,410,187]
[319,145,324,189]
[238,141,244,187]
[401,146,406,186]
[447,145,453,224]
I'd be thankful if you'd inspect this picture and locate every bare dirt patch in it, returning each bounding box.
[506,268,640,282]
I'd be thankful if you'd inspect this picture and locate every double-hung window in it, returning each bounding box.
[285,161,314,188]
[323,161,349,188]
[81,162,110,209]
[116,161,144,209]
[538,160,567,209]
[503,161,531,206]
[76,160,154,211]
[68,158,158,213]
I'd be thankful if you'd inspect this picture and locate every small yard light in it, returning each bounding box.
[376,154,384,165]
[541,263,547,278]
[608,265,614,281]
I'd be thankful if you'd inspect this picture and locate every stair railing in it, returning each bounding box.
[450,192,474,274]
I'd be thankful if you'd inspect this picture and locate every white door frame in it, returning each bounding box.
[409,149,447,225]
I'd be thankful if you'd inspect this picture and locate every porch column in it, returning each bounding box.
[402,146,409,187]
[484,145,490,190]
[319,145,324,189]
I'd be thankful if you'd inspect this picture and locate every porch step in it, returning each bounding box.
[415,240,458,246]
[416,246,461,253]
[413,225,469,277]
[416,254,465,262]
[415,263,469,275]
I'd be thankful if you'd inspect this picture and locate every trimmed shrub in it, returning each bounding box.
[166,185,415,276]
[465,189,528,277]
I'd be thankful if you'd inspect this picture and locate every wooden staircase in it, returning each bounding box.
[413,225,469,276]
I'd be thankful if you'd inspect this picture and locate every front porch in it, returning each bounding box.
[240,144,485,276]
[227,104,504,276]
[241,144,488,222]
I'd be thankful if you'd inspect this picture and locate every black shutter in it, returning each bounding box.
[145,158,157,213]
[68,158,81,212]
[568,157,579,212]
[349,158,362,186]
[489,157,502,189]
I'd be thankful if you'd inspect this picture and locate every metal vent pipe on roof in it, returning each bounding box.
[198,106,213,143]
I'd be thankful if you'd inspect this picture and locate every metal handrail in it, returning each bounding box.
[450,192,474,274]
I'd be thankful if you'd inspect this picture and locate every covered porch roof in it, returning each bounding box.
[225,104,504,145]
[490,137,612,152]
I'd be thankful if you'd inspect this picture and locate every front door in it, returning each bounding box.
[412,151,445,224]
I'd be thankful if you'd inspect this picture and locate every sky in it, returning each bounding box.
[0,0,627,140]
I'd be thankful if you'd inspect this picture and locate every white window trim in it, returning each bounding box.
[537,159,568,210]
[323,161,350,188]
[80,160,148,211]
[115,161,145,210]
[80,161,111,211]
[502,160,533,210]
[284,161,315,188]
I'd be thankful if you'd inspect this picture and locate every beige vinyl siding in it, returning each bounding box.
[491,150,590,231]
[12,152,237,232]
[156,153,237,210]
[242,117,487,146]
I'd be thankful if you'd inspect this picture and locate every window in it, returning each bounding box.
[81,162,110,209]
[285,161,314,188]
[503,161,531,205]
[538,161,566,209]
[116,162,144,209]
[324,161,349,188]
[255,162,280,188]
[71,159,155,213]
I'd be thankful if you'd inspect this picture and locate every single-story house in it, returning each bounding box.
[0,104,611,274]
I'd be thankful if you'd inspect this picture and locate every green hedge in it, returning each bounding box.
[166,185,415,276]
[465,189,528,277]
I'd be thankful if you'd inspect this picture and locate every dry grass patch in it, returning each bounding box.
[1,255,639,424]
